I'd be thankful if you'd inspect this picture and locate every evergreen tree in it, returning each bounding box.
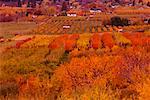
[111,16,122,26]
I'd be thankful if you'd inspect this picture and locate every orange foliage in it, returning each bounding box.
[123,32,150,47]
[48,34,79,51]
[51,47,150,99]
[15,38,32,48]
[15,75,39,96]
[123,32,143,46]
[51,55,119,95]
[101,33,115,48]
[142,37,150,47]
[48,34,68,50]
[64,34,79,51]
[64,39,76,51]
[90,33,102,49]
[111,48,150,88]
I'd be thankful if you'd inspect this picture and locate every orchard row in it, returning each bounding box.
[12,32,150,52]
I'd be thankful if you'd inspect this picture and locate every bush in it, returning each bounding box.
[113,32,132,47]
[123,32,145,46]
[77,34,91,50]
[111,16,129,26]
[50,47,150,99]
[101,33,115,48]
[48,34,68,50]
[64,34,79,51]
[46,47,66,66]
[0,81,19,98]
[90,33,102,49]
[111,16,122,26]
[122,18,130,26]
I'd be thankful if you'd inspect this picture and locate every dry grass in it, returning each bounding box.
[0,22,37,36]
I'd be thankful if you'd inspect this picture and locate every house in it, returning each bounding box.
[67,13,77,16]
[89,8,102,13]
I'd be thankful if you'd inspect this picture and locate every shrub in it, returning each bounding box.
[50,55,120,97]
[111,16,122,26]
[64,34,79,51]
[101,33,115,48]
[48,34,68,50]
[46,47,65,66]
[0,81,19,98]
[121,18,130,26]
[77,34,91,50]
[137,78,150,100]
[111,16,129,26]
[123,33,143,46]
[15,38,32,48]
[113,32,132,47]
[90,33,102,49]
[21,35,55,48]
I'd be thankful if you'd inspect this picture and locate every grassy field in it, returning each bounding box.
[0,22,37,52]
[0,22,37,37]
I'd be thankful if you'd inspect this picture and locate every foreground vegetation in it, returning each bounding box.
[0,32,150,100]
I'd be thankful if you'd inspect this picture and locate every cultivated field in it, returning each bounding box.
[0,5,150,100]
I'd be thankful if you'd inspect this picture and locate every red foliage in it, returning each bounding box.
[142,37,150,47]
[51,55,119,94]
[111,47,150,88]
[16,75,39,95]
[49,34,79,51]
[15,38,32,48]
[64,34,79,51]
[51,46,150,97]
[48,34,69,50]
[123,33,143,46]
[90,33,102,49]
[69,34,79,40]
[48,41,62,50]
[134,32,143,38]
[64,39,76,51]
[101,33,115,48]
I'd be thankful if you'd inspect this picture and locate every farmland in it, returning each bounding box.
[0,32,150,99]
[0,1,150,99]
[32,16,150,34]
